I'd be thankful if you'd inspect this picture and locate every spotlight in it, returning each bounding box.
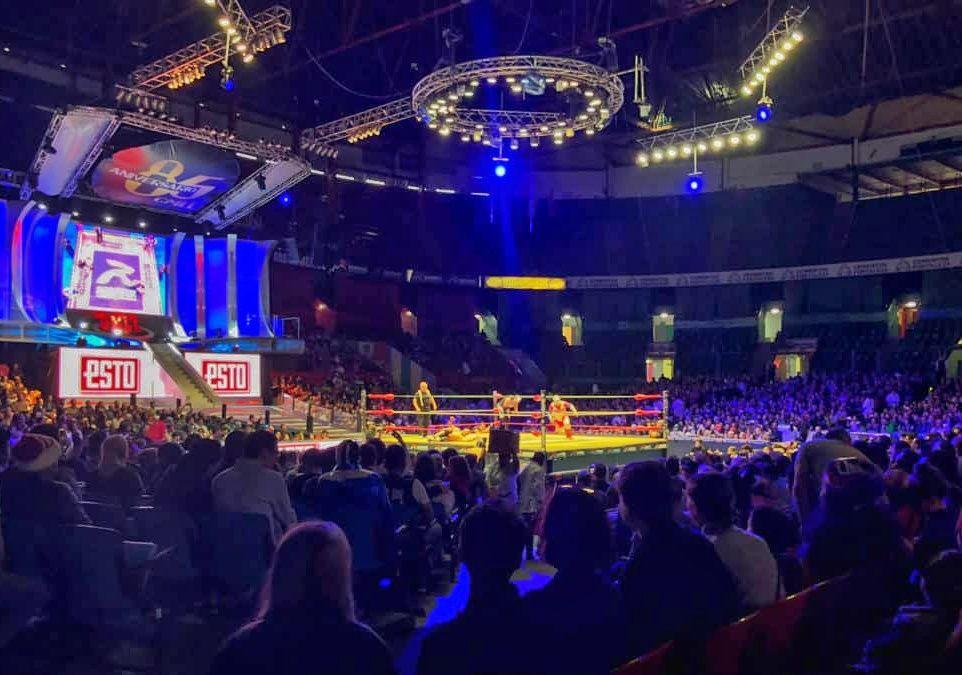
[792,31,804,42]
[756,95,774,123]
[103,214,114,223]
[279,192,293,207]
[509,138,519,150]
[218,16,230,28]
[636,153,649,166]
[681,144,692,156]
[652,149,664,162]
[137,220,147,229]
[711,137,725,151]
[685,172,704,194]
[696,142,708,153]
[37,202,48,210]
[746,129,760,144]
[494,163,507,178]
[220,65,235,91]
[728,134,742,146]
[741,85,753,97]
[666,146,678,159]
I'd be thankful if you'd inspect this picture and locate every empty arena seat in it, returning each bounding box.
[197,512,273,598]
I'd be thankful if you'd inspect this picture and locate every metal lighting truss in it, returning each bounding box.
[213,0,256,43]
[21,107,121,199]
[301,98,414,149]
[738,5,809,92]
[118,109,295,161]
[635,115,756,153]
[128,5,291,91]
[196,158,311,229]
[411,55,624,139]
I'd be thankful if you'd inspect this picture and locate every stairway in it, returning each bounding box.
[147,343,220,408]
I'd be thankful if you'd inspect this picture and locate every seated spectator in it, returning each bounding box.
[84,434,144,508]
[305,441,393,570]
[211,430,296,544]
[210,429,247,477]
[416,502,532,675]
[286,447,326,503]
[617,461,739,655]
[803,456,909,582]
[413,452,454,520]
[912,461,959,568]
[0,434,89,524]
[687,472,781,611]
[383,444,434,529]
[358,443,379,473]
[446,454,484,510]
[524,487,628,674]
[209,521,396,675]
[153,441,184,489]
[793,439,871,521]
[856,550,962,674]
[748,505,804,595]
[154,439,222,515]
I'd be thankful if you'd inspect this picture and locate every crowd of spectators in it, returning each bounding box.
[667,373,962,441]
[3,356,962,673]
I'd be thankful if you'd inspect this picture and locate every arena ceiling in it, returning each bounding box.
[2,1,962,150]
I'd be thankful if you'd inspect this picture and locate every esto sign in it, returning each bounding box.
[79,356,141,395]
[201,360,250,394]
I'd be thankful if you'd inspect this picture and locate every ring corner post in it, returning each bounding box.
[539,388,547,456]
[358,387,367,433]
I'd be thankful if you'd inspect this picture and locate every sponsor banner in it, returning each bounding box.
[58,347,182,399]
[278,440,342,454]
[90,140,239,214]
[183,353,261,398]
[565,252,962,290]
[66,226,163,315]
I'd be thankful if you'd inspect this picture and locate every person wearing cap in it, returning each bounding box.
[0,433,90,525]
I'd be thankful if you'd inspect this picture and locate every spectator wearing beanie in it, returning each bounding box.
[0,433,90,524]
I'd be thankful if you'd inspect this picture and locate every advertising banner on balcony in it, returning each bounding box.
[57,347,183,399]
[183,352,262,398]
[89,139,239,214]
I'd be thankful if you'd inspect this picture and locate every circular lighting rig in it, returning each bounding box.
[412,55,624,147]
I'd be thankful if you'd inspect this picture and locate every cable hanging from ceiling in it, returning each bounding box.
[303,46,406,100]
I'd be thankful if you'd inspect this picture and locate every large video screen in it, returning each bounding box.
[89,139,240,214]
[65,225,164,315]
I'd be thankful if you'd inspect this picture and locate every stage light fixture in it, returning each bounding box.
[509,139,520,150]
[681,144,692,156]
[138,220,147,229]
[37,202,48,210]
[636,152,649,166]
[652,149,664,162]
[711,137,725,151]
[746,129,760,144]
[218,16,230,28]
[279,192,293,207]
[686,172,704,194]
[697,141,708,153]
[666,146,678,159]
[103,214,114,223]
[756,95,774,123]
[728,133,742,146]
[220,65,235,91]
[242,54,254,64]
[494,163,507,178]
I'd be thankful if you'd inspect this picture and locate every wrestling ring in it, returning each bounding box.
[361,390,669,473]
